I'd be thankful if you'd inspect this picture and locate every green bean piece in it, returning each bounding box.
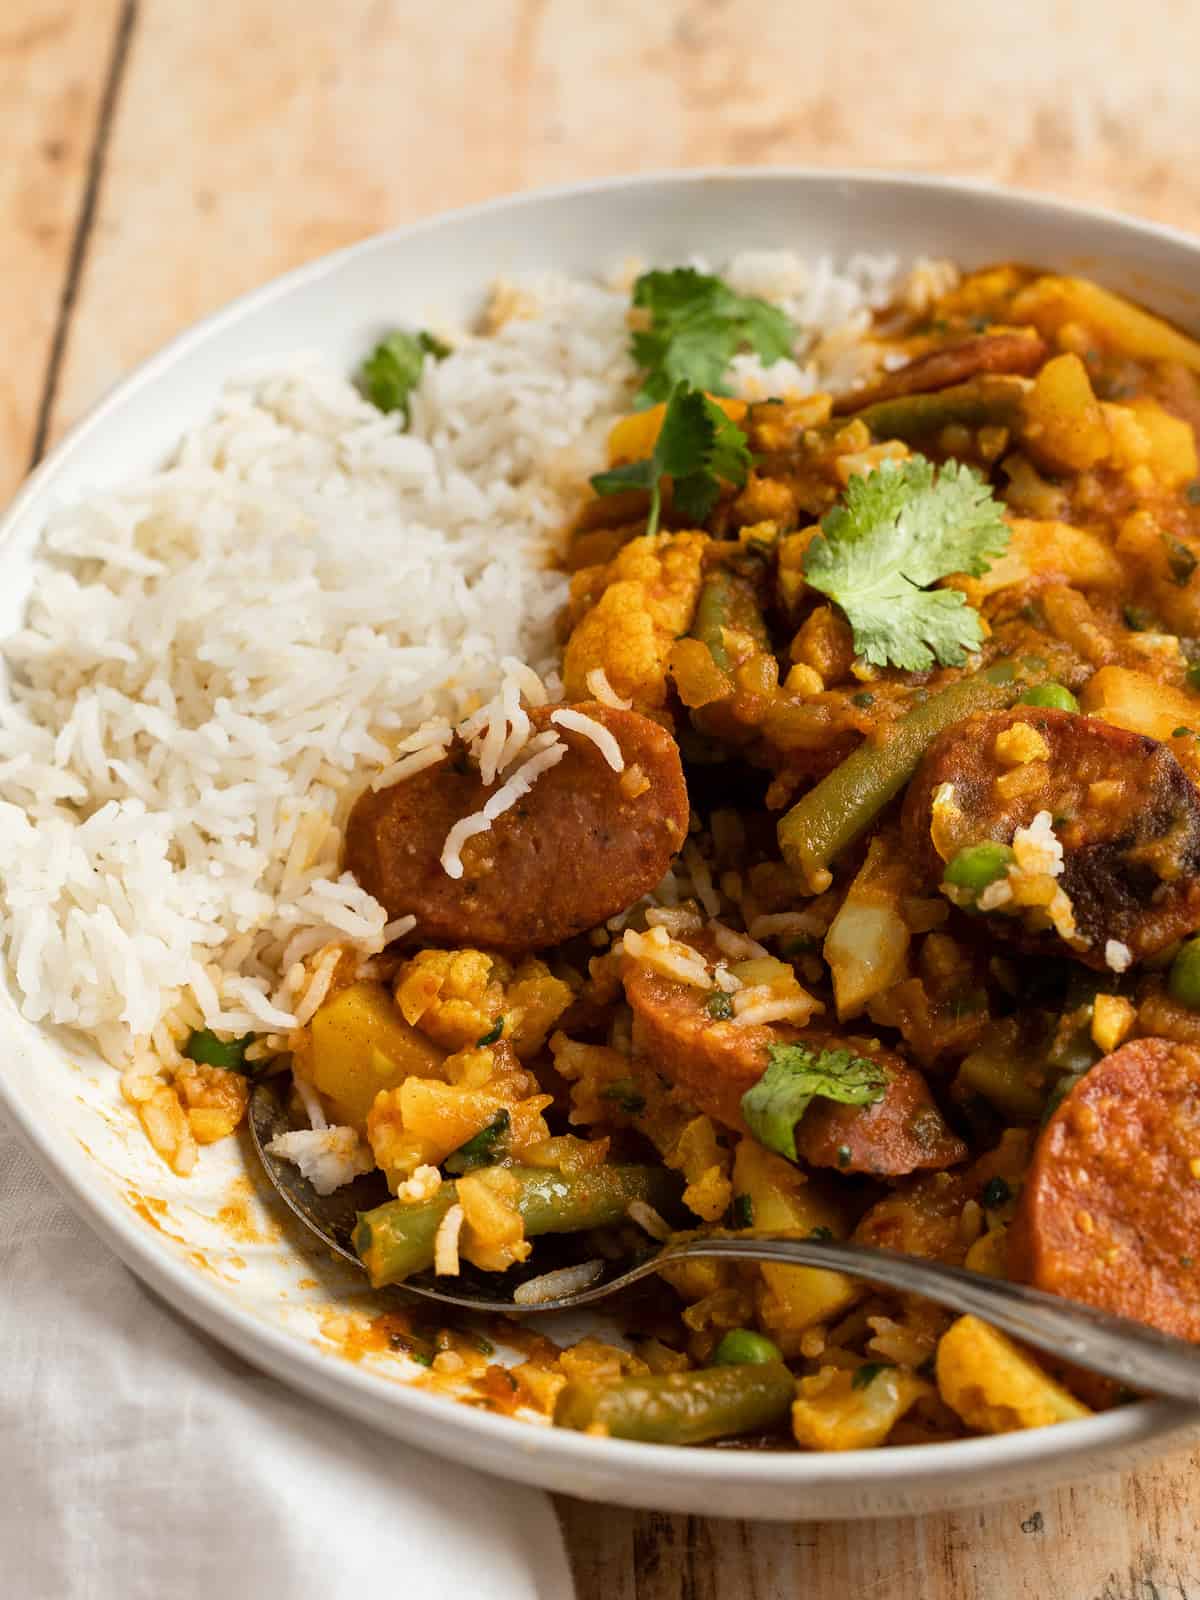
[691,568,770,674]
[354,1163,683,1288]
[943,841,1015,898]
[1168,937,1200,1010]
[855,376,1029,443]
[777,659,1046,890]
[1019,682,1079,712]
[554,1362,796,1445]
[712,1329,783,1366]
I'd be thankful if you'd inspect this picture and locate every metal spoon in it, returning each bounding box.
[250,1080,1200,1406]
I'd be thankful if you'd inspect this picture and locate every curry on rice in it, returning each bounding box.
[29,257,1200,1449]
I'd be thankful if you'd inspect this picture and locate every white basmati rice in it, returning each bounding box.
[511,1258,604,1305]
[584,667,631,710]
[434,1202,465,1276]
[549,707,624,773]
[265,1125,373,1194]
[0,252,901,1072]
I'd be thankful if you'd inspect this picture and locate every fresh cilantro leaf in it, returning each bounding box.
[590,381,751,537]
[802,456,1011,671]
[360,329,449,421]
[630,268,796,407]
[444,1109,510,1174]
[183,1028,255,1074]
[740,1042,888,1164]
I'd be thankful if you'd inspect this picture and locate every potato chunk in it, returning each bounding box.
[1021,353,1110,473]
[732,1139,860,1349]
[308,980,445,1128]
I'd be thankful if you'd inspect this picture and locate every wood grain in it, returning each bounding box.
[8,1,1200,1595]
[0,0,126,500]
[559,1445,1200,1599]
[44,0,1200,445]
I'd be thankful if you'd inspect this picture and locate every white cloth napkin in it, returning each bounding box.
[0,1114,574,1600]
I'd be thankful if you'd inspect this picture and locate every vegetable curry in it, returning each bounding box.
[213,262,1200,1448]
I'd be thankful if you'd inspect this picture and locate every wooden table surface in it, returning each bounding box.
[5,2,1199,1594]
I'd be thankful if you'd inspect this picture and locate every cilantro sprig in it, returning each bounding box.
[802,455,1011,672]
[590,380,751,538]
[630,268,796,407]
[360,329,451,422]
[741,1042,888,1164]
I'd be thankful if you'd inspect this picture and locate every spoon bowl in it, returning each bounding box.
[250,1081,1200,1404]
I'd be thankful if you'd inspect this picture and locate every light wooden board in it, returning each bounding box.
[8,2,1200,1595]
[0,0,127,500]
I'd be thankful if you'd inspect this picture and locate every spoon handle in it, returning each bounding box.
[653,1235,1200,1405]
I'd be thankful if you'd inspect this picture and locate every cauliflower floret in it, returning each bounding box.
[396,948,501,1050]
[936,1315,1091,1432]
[562,531,707,711]
[666,1115,733,1223]
[395,948,571,1057]
[791,1364,932,1451]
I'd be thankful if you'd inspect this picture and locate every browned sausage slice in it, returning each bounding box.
[902,706,1200,968]
[1008,1037,1200,1339]
[344,702,688,952]
[622,952,964,1176]
[832,330,1047,414]
[795,1066,967,1176]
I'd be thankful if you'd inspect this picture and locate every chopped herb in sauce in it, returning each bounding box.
[852,1362,887,1390]
[444,1109,510,1174]
[982,1176,1012,1209]
[476,1017,505,1047]
[183,1028,255,1074]
[600,1080,647,1116]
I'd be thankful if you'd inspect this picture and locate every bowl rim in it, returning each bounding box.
[2,164,1197,1493]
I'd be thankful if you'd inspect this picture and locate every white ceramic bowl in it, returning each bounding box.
[3,170,1199,1521]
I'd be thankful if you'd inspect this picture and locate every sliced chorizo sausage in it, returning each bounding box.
[838,328,1049,416]
[832,330,1047,415]
[622,950,964,1176]
[344,702,688,953]
[1008,1037,1200,1339]
[795,1063,967,1177]
[902,706,1200,968]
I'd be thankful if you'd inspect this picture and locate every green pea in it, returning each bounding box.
[712,1329,784,1367]
[943,842,1016,898]
[1019,682,1079,713]
[1168,938,1200,1010]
